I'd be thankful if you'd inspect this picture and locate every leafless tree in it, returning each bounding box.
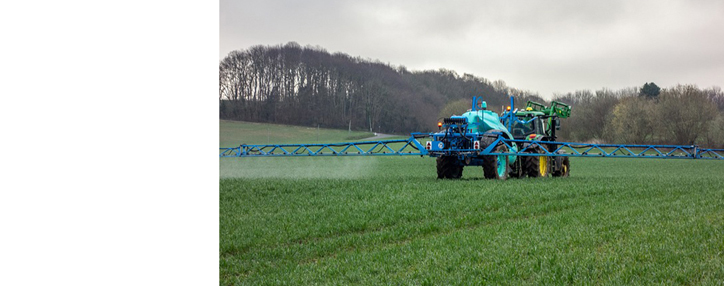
[656,85,718,145]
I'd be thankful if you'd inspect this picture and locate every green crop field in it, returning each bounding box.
[220,120,724,285]
[220,120,377,147]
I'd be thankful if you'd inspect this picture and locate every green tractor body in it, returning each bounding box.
[501,99,572,178]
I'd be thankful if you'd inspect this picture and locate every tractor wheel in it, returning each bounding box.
[524,149,549,178]
[538,156,550,177]
[552,156,570,177]
[508,159,524,179]
[524,154,539,178]
[436,156,463,179]
[483,144,509,180]
[436,156,449,179]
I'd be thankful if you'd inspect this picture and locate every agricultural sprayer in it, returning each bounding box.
[220,96,724,179]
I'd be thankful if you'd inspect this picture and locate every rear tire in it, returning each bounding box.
[436,156,463,179]
[524,149,549,178]
[539,156,550,177]
[483,144,509,180]
[524,154,539,178]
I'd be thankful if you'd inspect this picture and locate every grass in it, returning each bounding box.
[220,121,724,285]
[220,120,375,147]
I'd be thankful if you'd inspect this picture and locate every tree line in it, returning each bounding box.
[219,42,540,133]
[220,43,724,147]
[553,84,724,147]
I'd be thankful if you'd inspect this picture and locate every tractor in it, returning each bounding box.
[500,99,571,178]
[426,96,571,180]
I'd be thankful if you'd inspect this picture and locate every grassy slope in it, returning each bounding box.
[220,121,724,285]
[220,120,376,147]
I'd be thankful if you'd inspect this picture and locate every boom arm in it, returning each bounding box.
[221,136,724,160]
[526,100,571,118]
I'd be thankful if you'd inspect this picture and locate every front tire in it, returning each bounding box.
[552,156,570,177]
[509,158,524,179]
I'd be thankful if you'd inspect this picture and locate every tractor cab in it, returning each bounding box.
[510,109,546,139]
[502,100,570,141]
[498,98,572,178]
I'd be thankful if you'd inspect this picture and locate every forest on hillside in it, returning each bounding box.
[219,43,724,147]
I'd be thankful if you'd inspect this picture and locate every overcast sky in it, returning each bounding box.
[220,0,724,99]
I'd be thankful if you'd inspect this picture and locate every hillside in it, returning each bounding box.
[220,43,724,146]
[219,42,543,134]
[220,120,376,147]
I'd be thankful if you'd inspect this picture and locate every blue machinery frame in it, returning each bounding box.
[219,137,428,157]
[220,135,724,160]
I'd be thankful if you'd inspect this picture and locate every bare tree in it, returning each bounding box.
[605,96,655,144]
[703,114,724,148]
[656,85,718,145]
[704,86,724,111]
